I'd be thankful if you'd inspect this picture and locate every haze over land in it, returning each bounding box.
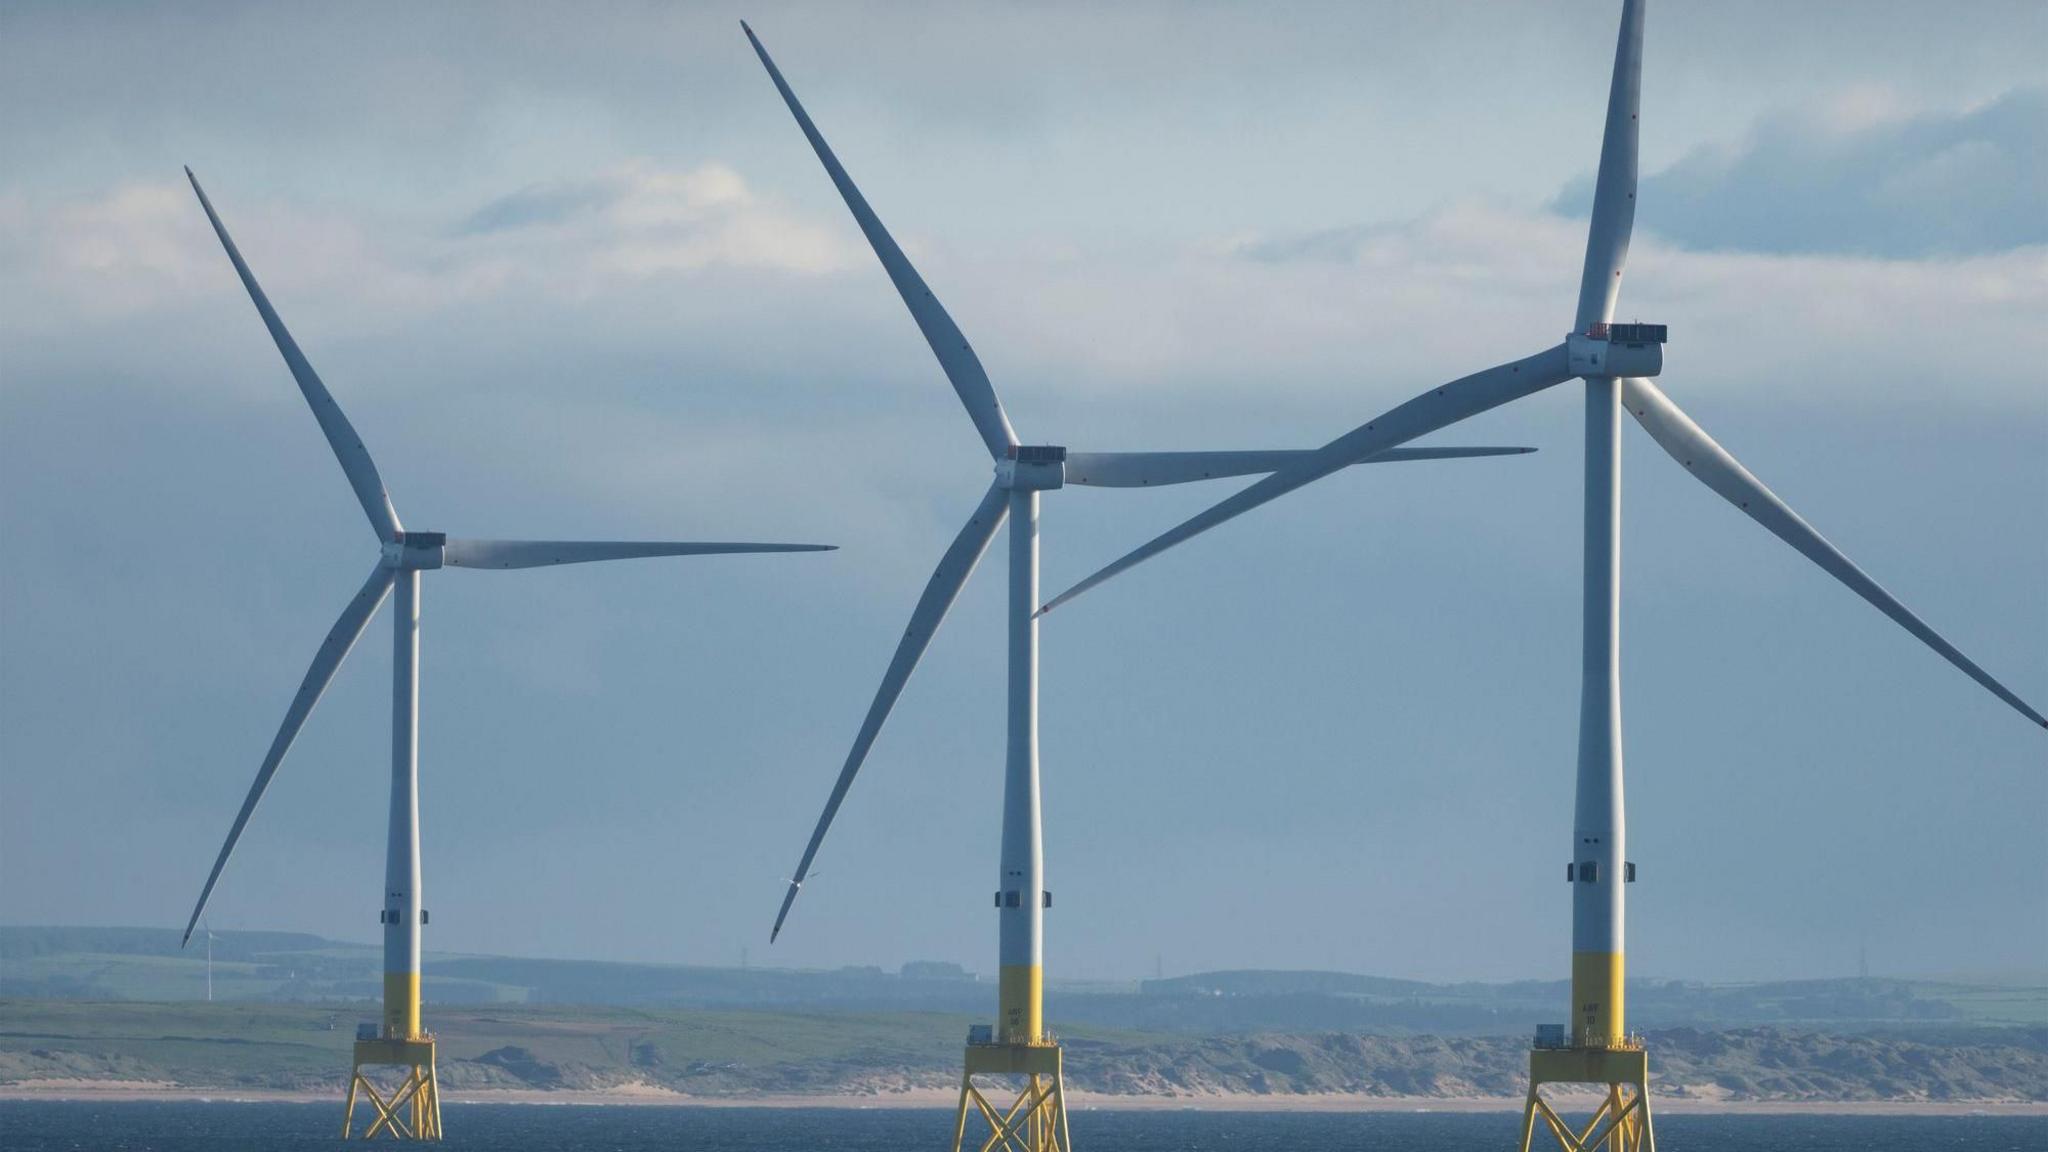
[11,928,2043,1033]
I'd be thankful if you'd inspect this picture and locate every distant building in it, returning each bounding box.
[901,960,976,982]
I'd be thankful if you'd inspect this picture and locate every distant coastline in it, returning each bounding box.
[6,929,2044,1113]
[9,997,2045,1110]
[5,1080,2046,1116]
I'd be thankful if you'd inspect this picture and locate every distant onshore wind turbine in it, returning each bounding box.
[1034,2,2044,1148]
[179,169,832,1140]
[741,23,1533,1152]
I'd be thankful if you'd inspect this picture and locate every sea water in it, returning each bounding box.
[0,1102,2042,1151]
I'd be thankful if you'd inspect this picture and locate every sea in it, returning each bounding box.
[1,1104,2044,1152]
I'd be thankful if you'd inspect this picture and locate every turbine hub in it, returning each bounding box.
[1568,322,1666,379]
[381,531,446,571]
[996,445,1066,491]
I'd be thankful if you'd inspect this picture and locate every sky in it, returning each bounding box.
[2,1,2044,989]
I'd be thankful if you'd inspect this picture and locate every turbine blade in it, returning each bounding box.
[1038,345,1573,615]
[742,23,1020,459]
[1573,0,1646,332]
[771,482,1011,941]
[1063,446,1536,488]
[1622,377,2046,729]
[442,539,835,570]
[185,169,402,541]
[182,563,397,946]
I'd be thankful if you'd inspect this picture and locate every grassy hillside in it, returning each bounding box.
[3,1000,2044,1103]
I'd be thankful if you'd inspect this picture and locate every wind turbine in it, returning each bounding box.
[740,23,1533,1152]
[178,169,833,1140]
[1034,3,2045,1149]
[203,920,216,1002]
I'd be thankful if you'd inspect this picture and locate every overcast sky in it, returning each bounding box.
[3,1,2043,989]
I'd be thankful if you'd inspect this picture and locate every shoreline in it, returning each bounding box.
[3,1081,2043,1116]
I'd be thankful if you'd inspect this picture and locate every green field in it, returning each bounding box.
[0,999,1165,1094]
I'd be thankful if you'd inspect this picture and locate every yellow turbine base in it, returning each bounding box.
[1570,951,1624,1048]
[997,964,1043,1044]
[345,1036,442,1141]
[1518,1044,1655,1152]
[953,1040,1069,1152]
[383,972,422,1039]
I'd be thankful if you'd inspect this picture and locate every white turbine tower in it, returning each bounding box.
[1035,2,2044,1148]
[178,169,833,1141]
[741,24,1534,1152]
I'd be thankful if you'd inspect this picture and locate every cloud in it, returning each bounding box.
[970,200,2048,419]
[454,161,860,278]
[0,161,859,364]
[8,159,2044,448]
[0,181,215,319]
[1554,87,2048,258]
[460,181,612,235]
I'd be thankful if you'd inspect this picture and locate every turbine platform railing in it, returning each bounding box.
[1534,1027,1646,1052]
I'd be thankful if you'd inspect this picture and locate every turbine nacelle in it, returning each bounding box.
[996,445,1067,491]
[380,531,446,571]
[1568,323,1666,379]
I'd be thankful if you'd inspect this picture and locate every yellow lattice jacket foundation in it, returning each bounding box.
[951,1020,1069,1152]
[344,1033,441,1141]
[343,971,440,1140]
[1518,1040,1655,1152]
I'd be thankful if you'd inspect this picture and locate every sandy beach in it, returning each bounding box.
[4,1079,2042,1116]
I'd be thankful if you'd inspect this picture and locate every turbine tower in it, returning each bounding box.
[180,170,833,1141]
[740,24,1534,1152]
[1035,3,2045,1149]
